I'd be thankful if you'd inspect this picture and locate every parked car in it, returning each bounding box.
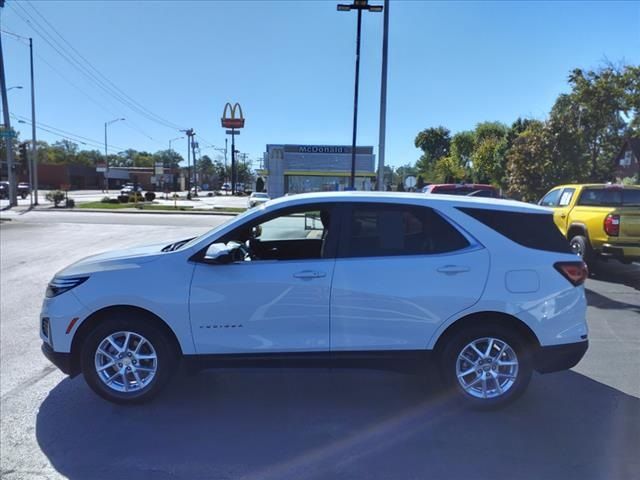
[120,183,142,195]
[539,183,640,266]
[41,192,588,407]
[0,181,30,199]
[423,183,500,197]
[248,192,269,208]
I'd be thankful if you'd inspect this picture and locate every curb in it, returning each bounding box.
[34,207,241,216]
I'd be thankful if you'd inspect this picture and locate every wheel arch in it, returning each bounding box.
[567,223,588,241]
[69,305,183,376]
[431,311,541,359]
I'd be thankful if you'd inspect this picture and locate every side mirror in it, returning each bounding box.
[203,243,236,264]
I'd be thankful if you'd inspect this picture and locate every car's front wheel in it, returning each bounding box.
[80,316,178,404]
[440,324,533,408]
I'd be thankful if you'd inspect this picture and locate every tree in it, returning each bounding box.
[76,149,103,167]
[415,126,451,176]
[560,65,633,180]
[416,175,425,190]
[152,149,183,169]
[506,121,553,201]
[434,155,465,183]
[470,122,508,185]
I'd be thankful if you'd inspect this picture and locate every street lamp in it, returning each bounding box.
[337,0,383,189]
[104,117,125,191]
[7,85,23,91]
[169,136,183,152]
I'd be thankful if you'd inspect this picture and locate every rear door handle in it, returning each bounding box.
[437,265,470,275]
[293,270,326,280]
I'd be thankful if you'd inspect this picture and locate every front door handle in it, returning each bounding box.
[293,270,326,280]
[437,265,470,275]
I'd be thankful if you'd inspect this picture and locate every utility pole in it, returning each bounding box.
[377,0,389,191]
[181,129,195,193]
[0,31,17,207]
[191,138,198,194]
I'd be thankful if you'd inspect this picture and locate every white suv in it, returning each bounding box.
[40,192,588,407]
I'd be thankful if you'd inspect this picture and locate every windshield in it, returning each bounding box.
[177,207,259,251]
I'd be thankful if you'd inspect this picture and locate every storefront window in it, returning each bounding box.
[285,175,373,194]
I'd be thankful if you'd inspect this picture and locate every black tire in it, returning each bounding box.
[440,323,533,409]
[80,314,178,405]
[569,235,593,266]
[20,193,27,199]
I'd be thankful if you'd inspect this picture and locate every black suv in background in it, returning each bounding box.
[0,181,30,200]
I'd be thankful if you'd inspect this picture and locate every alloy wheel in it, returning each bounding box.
[94,331,158,393]
[456,337,519,399]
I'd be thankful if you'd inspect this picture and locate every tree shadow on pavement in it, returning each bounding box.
[36,368,639,480]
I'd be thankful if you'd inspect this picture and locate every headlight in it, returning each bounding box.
[46,276,89,298]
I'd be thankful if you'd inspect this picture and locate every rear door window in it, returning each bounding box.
[558,188,576,206]
[340,204,470,258]
[622,189,640,206]
[457,207,572,253]
[578,188,622,206]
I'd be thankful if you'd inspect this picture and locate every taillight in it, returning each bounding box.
[604,214,620,237]
[554,261,588,286]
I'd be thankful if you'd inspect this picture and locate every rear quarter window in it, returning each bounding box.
[457,207,572,253]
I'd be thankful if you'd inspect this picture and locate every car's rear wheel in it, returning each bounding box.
[440,324,533,409]
[80,315,177,404]
[569,235,594,266]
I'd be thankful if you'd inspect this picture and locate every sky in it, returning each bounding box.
[2,0,639,169]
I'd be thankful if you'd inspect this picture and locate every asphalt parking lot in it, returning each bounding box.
[1,211,638,480]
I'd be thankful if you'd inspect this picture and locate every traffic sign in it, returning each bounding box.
[226,130,240,135]
[0,129,17,138]
[404,176,417,189]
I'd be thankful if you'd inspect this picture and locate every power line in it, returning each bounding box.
[9,2,186,132]
[11,113,127,151]
[25,0,185,131]
[3,25,166,146]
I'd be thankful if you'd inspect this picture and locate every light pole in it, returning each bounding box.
[337,0,383,190]
[29,37,39,204]
[104,117,125,191]
[377,0,389,191]
[169,136,183,153]
[7,85,23,92]
[1,26,19,206]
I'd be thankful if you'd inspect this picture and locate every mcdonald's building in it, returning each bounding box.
[258,144,376,198]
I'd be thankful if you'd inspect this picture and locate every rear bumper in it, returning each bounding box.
[534,340,588,374]
[600,243,640,262]
[41,343,77,377]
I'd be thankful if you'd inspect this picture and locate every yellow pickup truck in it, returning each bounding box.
[539,184,640,265]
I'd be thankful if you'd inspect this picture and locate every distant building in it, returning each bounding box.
[31,164,179,191]
[613,137,640,181]
[258,144,376,198]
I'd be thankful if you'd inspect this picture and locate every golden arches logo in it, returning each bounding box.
[221,102,245,128]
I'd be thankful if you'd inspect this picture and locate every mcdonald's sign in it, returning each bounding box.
[221,102,245,129]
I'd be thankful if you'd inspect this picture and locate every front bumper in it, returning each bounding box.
[534,340,588,374]
[41,343,78,377]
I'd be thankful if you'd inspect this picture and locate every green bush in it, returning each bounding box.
[65,198,75,208]
[128,192,144,202]
[118,195,129,203]
[101,196,112,203]
[45,190,66,207]
[144,192,156,201]
[108,198,119,204]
